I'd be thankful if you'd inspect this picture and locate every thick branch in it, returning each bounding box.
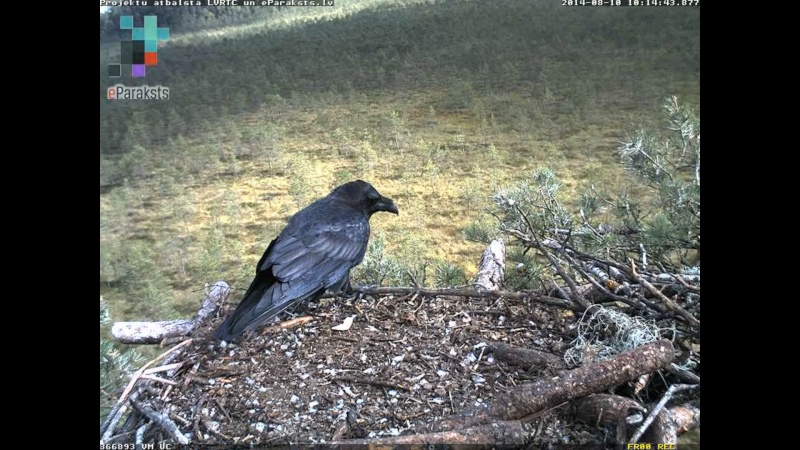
[488,342,564,372]
[324,286,579,310]
[525,223,591,310]
[669,402,701,434]
[100,339,193,441]
[432,339,674,432]
[475,239,505,291]
[630,263,700,329]
[570,394,646,427]
[630,384,699,443]
[112,281,229,344]
[130,398,190,445]
[645,402,700,444]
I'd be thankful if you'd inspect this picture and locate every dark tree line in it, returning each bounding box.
[100,0,699,178]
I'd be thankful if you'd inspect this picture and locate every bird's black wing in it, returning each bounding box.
[217,216,369,339]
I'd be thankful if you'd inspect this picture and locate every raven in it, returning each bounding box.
[214,180,398,341]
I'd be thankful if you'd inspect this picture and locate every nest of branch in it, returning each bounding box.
[101,282,699,447]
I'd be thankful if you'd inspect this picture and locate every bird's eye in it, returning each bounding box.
[368,191,381,201]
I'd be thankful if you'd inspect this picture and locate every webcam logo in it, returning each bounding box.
[107,15,169,78]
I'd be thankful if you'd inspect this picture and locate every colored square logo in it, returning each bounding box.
[132,40,145,64]
[108,64,121,78]
[120,41,132,64]
[120,16,133,30]
[108,15,168,78]
[144,16,158,40]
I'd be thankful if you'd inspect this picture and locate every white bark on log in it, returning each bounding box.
[475,240,505,291]
[112,281,229,344]
[646,403,699,444]
[670,402,700,434]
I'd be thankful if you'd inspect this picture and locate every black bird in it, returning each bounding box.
[214,180,398,341]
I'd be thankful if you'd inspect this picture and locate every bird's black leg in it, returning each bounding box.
[340,275,365,301]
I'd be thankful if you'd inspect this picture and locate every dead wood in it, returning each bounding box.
[630,384,699,443]
[669,402,701,434]
[630,261,700,329]
[112,281,229,344]
[261,315,314,333]
[102,270,698,447]
[640,401,700,444]
[130,397,190,444]
[431,339,675,432]
[666,363,701,384]
[100,339,193,441]
[647,409,678,444]
[488,342,564,372]
[325,286,578,309]
[475,239,506,291]
[570,394,646,427]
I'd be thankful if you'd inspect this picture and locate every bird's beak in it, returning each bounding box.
[377,196,399,215]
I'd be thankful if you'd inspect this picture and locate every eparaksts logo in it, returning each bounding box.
[107,85,169,100]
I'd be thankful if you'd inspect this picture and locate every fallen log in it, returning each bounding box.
[570,394,646,427]
[112,282,229,344]
[488,342,564,372]
[333,341,674,447]
[431,339,674,432]
[643,401,700,444]
[630,384,699,443]
[670,402,701,434]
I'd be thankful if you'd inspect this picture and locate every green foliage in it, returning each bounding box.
[434,262,468,288]
[387,110,411,154]
[332,170,355,190]
[504,248,545,291]
[258,124,284,171]
[463,220,495,245]
[100,1,699,164]
[287,155,317,208]
[591,96,700,263]
[486,143,503,168]
[121,240,179,319]
[353,231,435,288]
[117,144,151,180]
[196,226,226,282]
[492,167,573,235]
[481,97,700,278]
[352,234,402,286]
[331,127,355,159]
[355,141,378,178]
[100,297,143,425]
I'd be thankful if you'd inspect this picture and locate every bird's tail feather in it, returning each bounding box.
[213,276,273,341]
[214,280,326,341]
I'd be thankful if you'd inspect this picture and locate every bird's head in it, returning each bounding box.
[332,180,399,216]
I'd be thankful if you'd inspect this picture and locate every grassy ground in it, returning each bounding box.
[99,1,700,322]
